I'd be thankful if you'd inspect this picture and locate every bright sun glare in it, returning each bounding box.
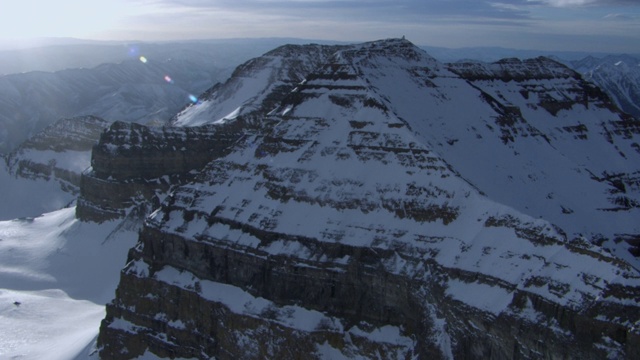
[0,0,132,42]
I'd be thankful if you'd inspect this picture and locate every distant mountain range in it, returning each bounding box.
[568,55,640,119]
[0,54,227,153]
[3,37,633,74]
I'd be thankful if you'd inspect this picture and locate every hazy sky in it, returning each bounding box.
[1,0,639,52]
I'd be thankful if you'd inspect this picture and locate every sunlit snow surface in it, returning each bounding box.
[0,289,103,360]
[0,207,137,359]
[172,63,276,126]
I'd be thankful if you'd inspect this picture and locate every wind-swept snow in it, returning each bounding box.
[0,289,104,360]
[171,44,348,127]
[0,207,137,359]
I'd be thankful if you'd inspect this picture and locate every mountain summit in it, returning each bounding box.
[96,39,640,359]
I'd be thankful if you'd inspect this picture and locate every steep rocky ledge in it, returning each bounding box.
[77,120,243,222]
[97,39,640,359]
[447,57,621,117]
[101,222,640,359]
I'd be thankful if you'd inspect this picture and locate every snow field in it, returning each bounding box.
[0,207,138,359]
[0,289,104,360]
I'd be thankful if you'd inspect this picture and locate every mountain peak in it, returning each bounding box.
[360,37,415,48]
[340,37,438,65]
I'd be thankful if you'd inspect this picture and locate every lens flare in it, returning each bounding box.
[189,94,198,103]
[139,56,147,64]
[128,45,139,57]
[164,75,173,84]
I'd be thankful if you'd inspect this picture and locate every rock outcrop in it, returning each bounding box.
[77,121,243,223]
[97,39,640,359]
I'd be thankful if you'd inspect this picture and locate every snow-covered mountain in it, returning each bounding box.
[569,54,640,119]
[91,39,640,359]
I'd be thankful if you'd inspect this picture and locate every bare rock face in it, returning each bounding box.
[77,120,243,223]
[97,39,640,359]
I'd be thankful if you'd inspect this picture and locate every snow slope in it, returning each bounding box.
[0,289,104,360]
[171,44,348,127]
[346,46,640,264]
[0,207,138,359]
[0,115,145,360]
[0,162,76,220]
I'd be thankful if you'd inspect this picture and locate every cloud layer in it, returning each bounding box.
[3,0,638,52]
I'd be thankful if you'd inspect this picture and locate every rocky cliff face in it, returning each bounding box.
[77,120,244,223]
[97,39,640,359]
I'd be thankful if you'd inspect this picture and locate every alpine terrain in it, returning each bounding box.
[46,38,640,359]
[569,54,640,119]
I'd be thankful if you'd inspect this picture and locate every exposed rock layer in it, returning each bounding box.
[77,121,243,222]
